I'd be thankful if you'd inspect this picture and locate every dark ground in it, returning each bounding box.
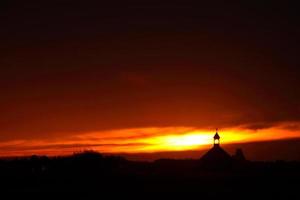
[0,151,299,199]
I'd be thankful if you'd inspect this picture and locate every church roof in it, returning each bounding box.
[200,145,232,164]
[200,131,232,167]
[200,145,233,168]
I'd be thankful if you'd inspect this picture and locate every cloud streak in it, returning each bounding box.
[1,122,300,156]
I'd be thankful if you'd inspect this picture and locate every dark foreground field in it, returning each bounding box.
[0,151,299,199]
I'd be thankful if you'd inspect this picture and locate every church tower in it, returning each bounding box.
[214,129,220,147]
[200,129,233,167]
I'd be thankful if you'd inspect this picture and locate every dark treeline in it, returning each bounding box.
[0,151,299,198]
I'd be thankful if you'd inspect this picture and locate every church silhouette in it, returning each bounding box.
[200,129,246,168]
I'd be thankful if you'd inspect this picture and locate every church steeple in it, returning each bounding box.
[200,129,233,167]
[214,128,220,147]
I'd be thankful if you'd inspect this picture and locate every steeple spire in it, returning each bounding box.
[214,129,220,147]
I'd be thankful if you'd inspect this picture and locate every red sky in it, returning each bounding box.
[1,1,300,159]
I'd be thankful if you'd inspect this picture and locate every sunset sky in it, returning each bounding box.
[1,1,300,158]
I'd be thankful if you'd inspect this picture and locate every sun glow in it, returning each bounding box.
[136,130,251,152]
[141,132,213,151]
[1,124,300,156]
[164,134,211,147]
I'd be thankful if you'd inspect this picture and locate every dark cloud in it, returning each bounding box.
[0,1,300,141]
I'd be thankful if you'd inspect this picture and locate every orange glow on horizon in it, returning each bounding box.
[1,123,300,157]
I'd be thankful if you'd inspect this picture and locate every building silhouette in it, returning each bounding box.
[200,129,233,168]
[232,148,246,162]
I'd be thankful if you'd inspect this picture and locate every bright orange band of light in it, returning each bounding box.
[0,123,300,157]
